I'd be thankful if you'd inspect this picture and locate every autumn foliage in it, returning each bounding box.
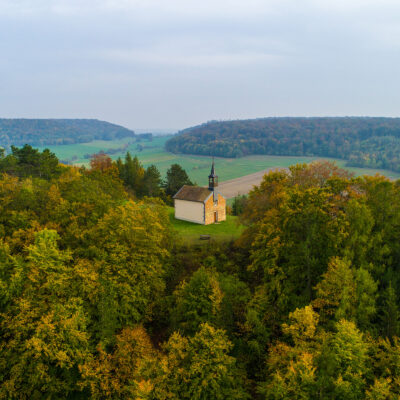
[1,154,400,399]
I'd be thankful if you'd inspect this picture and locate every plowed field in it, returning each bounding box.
[218,168,285,198]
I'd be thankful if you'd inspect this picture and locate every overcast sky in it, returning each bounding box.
[0,0,400,131]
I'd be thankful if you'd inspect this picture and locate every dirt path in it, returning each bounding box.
[218,167,286,198]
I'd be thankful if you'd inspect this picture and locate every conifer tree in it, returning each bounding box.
[164,163,193,197]
[142,164,163,197]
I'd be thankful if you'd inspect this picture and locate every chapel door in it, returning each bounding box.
[214,212,217,222]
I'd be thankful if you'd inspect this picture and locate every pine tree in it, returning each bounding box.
[142,164,163,197]
[164,163,193,196]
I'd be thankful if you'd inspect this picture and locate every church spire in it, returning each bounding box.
[208,158,218,190]
[210,157,215,176]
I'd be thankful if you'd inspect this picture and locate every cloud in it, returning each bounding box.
[99,48,282,68]
[0,0,281,18]
[1,0,400,127]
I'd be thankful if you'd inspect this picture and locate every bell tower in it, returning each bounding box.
[208,158,218,190]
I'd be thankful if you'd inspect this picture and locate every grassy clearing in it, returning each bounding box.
[167,207,244,243]
[40,137,134,163]
[42,135,400,187]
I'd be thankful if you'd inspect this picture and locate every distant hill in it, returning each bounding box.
[165,117,400,172]
[0,119,135,149]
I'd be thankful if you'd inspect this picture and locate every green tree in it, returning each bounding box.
[119,152,145,195]
[89,201,171,342]
[153,323,248,400]
[142,164,163,197]
[371,337,400,396]
[248,183,348,313]
[0,145,61,179]
[355,268,378,331]
[381,282,399,339]
[313,257,356,326]
[164,163,193,197]
[217,274,251,337]
[320,319,369,399]
[313,258,378,331]
[281,186,347,304]
[343,198,375,269]
[0,230,90,399]
[232,195,247,216]
[172,267,222,335]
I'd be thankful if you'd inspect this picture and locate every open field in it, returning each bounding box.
[168,207,244,243]
[41,135,400,191]
[218,162,400,198]
[218,168,282,198]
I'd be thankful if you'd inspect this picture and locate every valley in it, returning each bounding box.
[41,135,400,195]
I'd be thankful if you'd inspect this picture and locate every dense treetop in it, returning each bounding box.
[166,117,400,172]
[0,118,135,148]
[2,147,400,398]
[0,144,63,180]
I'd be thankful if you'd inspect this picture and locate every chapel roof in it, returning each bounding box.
[173,185,213,203]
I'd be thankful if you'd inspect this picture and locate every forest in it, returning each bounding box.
[165,117,400,172]
[0,119,135,149]
[1,146,400,399]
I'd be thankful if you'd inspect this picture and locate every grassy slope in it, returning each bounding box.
[168,207,244,243]
[41,135,400,187]
[40,137,134,162]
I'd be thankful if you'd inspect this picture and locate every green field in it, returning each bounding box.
[39,137,134,164]
[168,207,244,243]
[41,135,400,187]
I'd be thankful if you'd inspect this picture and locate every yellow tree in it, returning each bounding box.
[153,323,248,400]
[0,230,90,399]
[80,326,156,399]
[263,306,320,399]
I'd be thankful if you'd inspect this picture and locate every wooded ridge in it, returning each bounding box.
[0,118,135,148]
[166,117,400,172]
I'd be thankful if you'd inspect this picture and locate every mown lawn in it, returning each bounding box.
[167,207,245,243]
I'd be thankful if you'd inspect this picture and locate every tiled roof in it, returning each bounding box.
[173,185,213,202]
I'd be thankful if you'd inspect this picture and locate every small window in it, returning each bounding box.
[214,200,218,206]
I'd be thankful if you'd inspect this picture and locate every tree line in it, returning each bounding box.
[0,118,136,149]
[0,145,193,203]
[1,147,400,398]
[166,117,400,172]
